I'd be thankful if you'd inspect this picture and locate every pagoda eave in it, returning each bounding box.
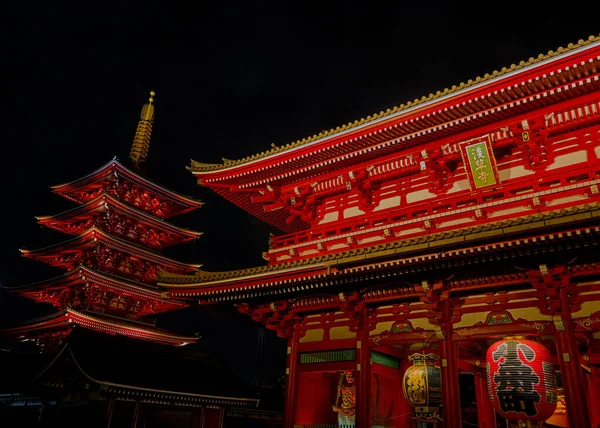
[1,309,198,347]
[36,193,202,247]
[20,227,202,274]
[67,309,198,346]
[8,266,187,314]
[51,159,203,218]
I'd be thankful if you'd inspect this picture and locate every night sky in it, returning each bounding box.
[3,2,600,387]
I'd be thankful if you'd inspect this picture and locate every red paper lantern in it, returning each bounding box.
[486,338,557,422]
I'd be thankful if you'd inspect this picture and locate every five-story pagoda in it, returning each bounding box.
[2,92,203,350]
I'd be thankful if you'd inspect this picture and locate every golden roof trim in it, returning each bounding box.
[190,34,600,173]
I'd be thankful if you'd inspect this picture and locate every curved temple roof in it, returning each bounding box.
[188,33,600,233]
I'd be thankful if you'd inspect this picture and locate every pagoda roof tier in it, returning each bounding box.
[6,266,187,315]
[1,309,198,347]
[20,227,201,279]
[36,193,202,249]
[51,158,203,218]
[158,208,600,302]
[188,34,600,232]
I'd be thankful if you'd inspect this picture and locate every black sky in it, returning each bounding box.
[3,1,600,385]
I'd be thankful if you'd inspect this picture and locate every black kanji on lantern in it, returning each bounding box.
[491,340,540,416]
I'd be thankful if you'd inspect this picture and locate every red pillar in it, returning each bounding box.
[357,309,372,428]
[553,286,591,428]
[474,370,496,428]
[283,325,299,428]
[440,337,461,428]
[586,365,600,427]
[440,298,461,428]
[554,326,590,427]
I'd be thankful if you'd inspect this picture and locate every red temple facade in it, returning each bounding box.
[3,94,203,349]
[160,35,600,427]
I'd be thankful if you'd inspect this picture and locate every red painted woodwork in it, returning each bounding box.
[555,329,591,428]
[294,372,338,425]
[474,371,496,428]
[554,286,591,428]
[372,356,413,426]
[441,339,461,428]
[486,339,556,422]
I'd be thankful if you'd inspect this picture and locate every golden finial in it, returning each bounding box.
[129,91,156,166]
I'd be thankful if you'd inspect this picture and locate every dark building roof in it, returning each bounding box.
[0,329,263,407]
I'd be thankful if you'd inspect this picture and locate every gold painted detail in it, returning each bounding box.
[552,315,566,332]
[575,317,600,330]
[523,322,550,333]
[130,91,156,166]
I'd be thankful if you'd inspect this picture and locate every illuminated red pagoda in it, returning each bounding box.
[3,92,203,349]
[161,35,600,428]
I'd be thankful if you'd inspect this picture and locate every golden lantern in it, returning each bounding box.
[402,353,442,420]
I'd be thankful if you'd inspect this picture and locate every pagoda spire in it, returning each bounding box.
[129,91,156,167]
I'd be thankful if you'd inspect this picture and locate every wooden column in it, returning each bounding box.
[440,300,461,428]
[283,324,299,428]
[586,365,600,427]
[105,398,115,428]
[357,308,372,428]
[554,287,590,428]
[191,409,202,428]
[474,370,496,428]
[131,400,140,428]
[199,406,206,427]
[555,329,589,428]
[218,407,225,427]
